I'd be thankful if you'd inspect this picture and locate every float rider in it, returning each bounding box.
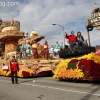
[19,43,24,60]
[43,41,49,59]
[25,42,31,58]
[65,31,78,48]
[32,40,38,59]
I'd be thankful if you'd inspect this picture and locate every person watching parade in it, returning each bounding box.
[32,40,38,59]
[43,41,49,59]
[10,56,19,84]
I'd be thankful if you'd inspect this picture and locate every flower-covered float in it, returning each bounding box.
[53,51,100,81]
[0,59,60,77]
[0,19,61,78]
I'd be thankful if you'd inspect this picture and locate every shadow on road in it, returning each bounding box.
[58,79,100,100]
[59,79,100,84]
[19,79,33,83]
[80,85,100,100]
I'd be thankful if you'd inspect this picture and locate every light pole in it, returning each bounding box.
[52,24,65,48]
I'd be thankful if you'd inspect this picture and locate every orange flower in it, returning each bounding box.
[58,67,80,79]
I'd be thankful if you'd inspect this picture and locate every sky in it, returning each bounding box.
[0,0,100,46]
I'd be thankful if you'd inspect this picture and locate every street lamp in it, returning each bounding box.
[52,24,65,48]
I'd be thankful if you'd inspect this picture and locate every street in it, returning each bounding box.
[0,76,100,100]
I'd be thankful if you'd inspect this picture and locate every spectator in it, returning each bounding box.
[10,56,19,84]
[76,31,84,46]
[65,31,78,48]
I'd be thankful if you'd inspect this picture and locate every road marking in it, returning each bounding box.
[22,83,100,97]
[0,79,100,97]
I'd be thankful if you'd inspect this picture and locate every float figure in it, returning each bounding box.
[43,41,49,59]
[32,40,38,59]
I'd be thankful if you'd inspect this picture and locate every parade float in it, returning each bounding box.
[0,19,61,77]
[53,5,100,81]
[59,4,100,58]
[18,30,44,46]
[0,59,60,77]
[0,18,24,54]
[53,52,100,81]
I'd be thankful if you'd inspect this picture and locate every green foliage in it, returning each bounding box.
[67,62,78,69]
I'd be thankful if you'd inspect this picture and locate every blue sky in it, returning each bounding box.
[0,0,100,46]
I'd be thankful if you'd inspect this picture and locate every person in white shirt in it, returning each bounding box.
[49,45,54,59]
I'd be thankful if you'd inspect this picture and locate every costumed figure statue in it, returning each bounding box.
[43,41,49,59]
[32,40,38,59]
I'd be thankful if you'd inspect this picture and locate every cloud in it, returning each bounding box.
[0,0,100,46]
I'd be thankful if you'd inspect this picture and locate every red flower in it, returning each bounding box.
[78,59,96,80]
[22,71,30,77]
[70,59,78,63]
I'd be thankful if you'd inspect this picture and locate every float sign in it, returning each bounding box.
[86,8,100,31]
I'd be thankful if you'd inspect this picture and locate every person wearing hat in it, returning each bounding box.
[43,41,49,59]
[32,40,39,59]
[10,56,19,84]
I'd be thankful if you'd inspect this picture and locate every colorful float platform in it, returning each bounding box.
[0,58,61,78]
[0,14,100,82]
[53,51,100,81]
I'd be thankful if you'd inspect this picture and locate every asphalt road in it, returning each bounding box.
[0,76,100,100]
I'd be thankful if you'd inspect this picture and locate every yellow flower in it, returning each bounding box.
[53,52,100,80]
[5,71,11,76]
[18,70,23,77]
